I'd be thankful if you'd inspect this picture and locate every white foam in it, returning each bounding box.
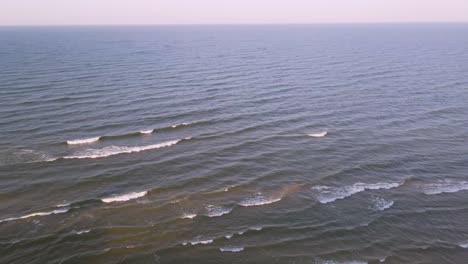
[76,230,91,235]
[250,226,263,231]
[101,191,148,203]
[239,192,282,207]
[225,234,233,239]
[171,122,194,128]
[181,213,197,219]
[0,208,69,223]
[139,130,153,134]
[308,131,328,138]
[63,139,181,159]
[67,137,100,145]
[220,246,244,252]
[371,197,394,211]
[420,180,468,195]
[459,242,468,248]
[205,205,232,217]
[183,238,214,246]
[312,182,401,204]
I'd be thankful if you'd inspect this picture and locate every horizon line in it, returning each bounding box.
[1,21,468,27]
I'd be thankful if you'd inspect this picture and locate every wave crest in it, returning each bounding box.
[0,208,69,223]
[63,139,183,159]
[239,192,282,207]
[101,191,148,203]
[67,137,100,145]
[312,182,400,204]
[308,131,328,138]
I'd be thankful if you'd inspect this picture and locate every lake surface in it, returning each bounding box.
[0,24,467,264]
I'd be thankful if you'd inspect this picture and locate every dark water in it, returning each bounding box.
[1,24,468,264]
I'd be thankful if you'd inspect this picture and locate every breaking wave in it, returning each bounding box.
[307,131,328,138]
[0,208,69,224]
[370,197,394,211]
[239,192,282,207]
[205,205,232,217]
[312,182,401,204]
[420,180,468,195]
[101,191,148,203]
[66,137,101,145]
[62,139,185,159]
[219,246,244,252]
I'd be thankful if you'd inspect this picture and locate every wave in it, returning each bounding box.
[219,246,244,252]
[312,182,401,204]
[75,230,91,235]
[459,242,468,248]
[67,137,100,145]
[370,197,394,211]
[0,208,69,224]
[182,238,214,246]
[63,139,185,159]
[139,129,154,134]
[205,205,232,217]
[180,213,197,219]
[101,191,148,203]
[65,122,196,144]
[307,131,328,138]
[239,192,282,207]
[420,180,468,195]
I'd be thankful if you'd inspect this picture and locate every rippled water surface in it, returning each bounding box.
[1,24,468,264]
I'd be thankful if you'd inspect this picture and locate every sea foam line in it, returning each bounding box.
[0,208,69,224]
[101,191,148,203]
[63,139,185,159]
[312,182,401,204]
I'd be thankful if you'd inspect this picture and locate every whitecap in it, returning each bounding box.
[183,238,214,246]
[459,242,468,248]
[239,193,282,207]
[181,213,197,219]
[171,122,195,128]
[225,234,233,239]
[370,197,394,211]
[205,205,232,217]
[101,191,148,203]
[63,139,182,159]
[67,137,100,145]
[139,130,153,134]
[312,182,400,204]
[308,131,328,138]
[420,180,468,195]
[0,208,69,223]
[220,246,244,252]
[76,230,91,235]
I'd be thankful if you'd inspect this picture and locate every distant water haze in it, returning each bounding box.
[1,0,468,25]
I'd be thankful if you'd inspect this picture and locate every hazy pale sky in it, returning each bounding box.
[1,0,468,26]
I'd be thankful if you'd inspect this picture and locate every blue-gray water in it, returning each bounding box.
[0,24,468,264]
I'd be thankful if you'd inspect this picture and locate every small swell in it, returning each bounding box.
[238,192,282,207]
[307,131,328,138]
[62,139,185,159]
[101,191,148,203]
[0,208,69,224]
[139,129,154,134]
[312,182,401,204]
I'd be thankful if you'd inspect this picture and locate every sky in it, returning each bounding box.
[1,0,467,26]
